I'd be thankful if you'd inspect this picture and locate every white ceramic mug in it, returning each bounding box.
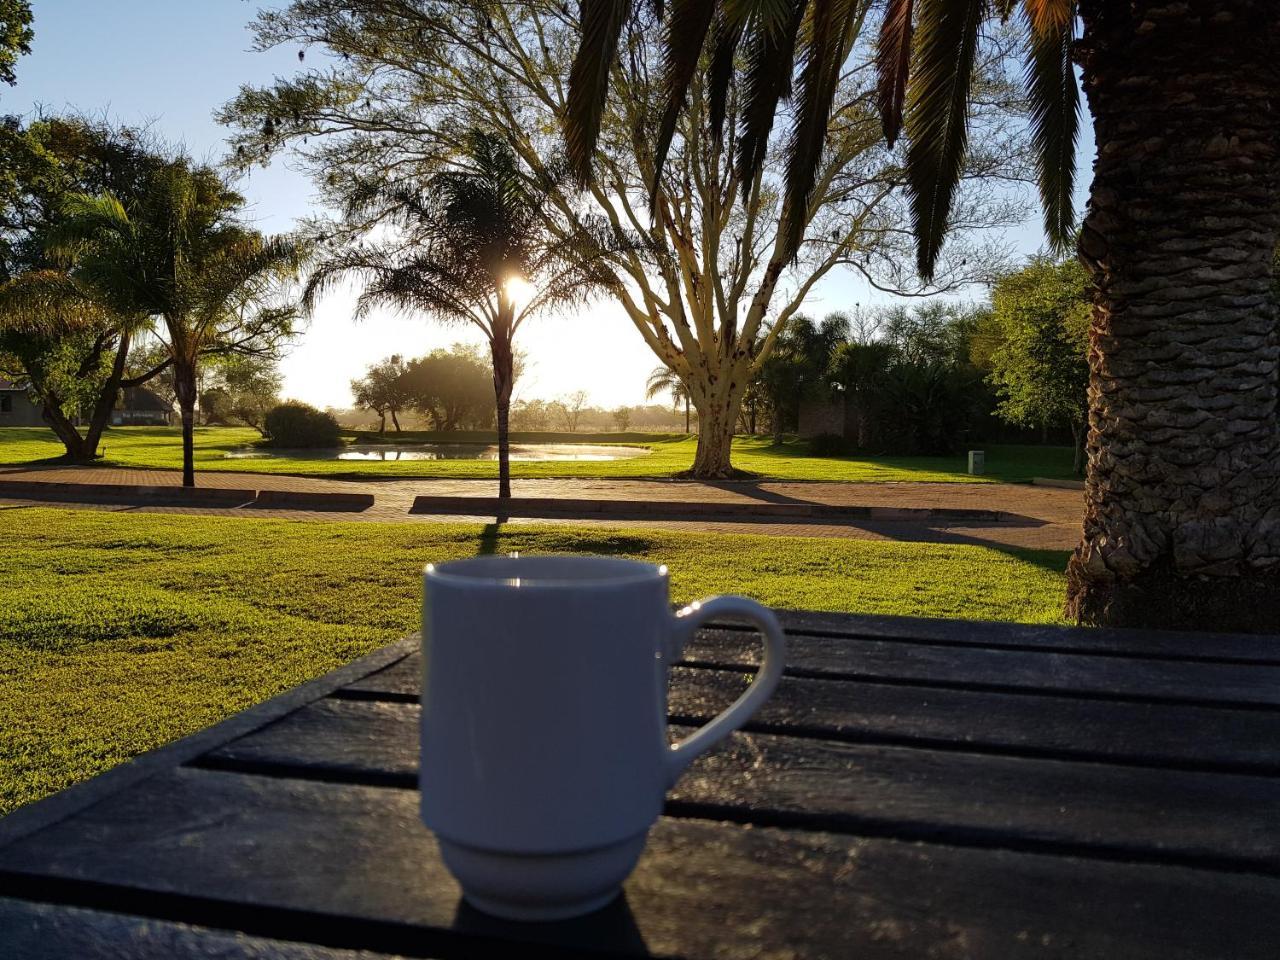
[419,555,786,921]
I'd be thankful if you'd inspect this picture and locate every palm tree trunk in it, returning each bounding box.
[173,359,198,488]
[1066,0,1280,630]
[684,395,690,433]
[490,330,515,500]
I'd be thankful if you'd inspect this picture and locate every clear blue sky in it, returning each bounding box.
[8,1,1094,409]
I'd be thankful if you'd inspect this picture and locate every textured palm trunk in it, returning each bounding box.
[174,359,198,488]
[1066,0,1280,629]
[490,326,515,500]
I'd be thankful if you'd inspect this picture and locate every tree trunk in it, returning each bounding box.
[38,394,91,460]
[1070,418,1086,478]
[690,393,739,477]
[378,411,386,433]
[1066,0,1280,630]
[684,396,690,434]
[80,331,132,459]
[173,360,198,488]
[490,330,515,500]
[390,409,402,432]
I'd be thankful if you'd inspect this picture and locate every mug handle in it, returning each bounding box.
[664,596,786,788]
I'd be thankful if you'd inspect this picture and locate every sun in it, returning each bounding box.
[503,275,535,307]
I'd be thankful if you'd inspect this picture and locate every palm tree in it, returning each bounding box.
[567,2,1280,631]
[49,160,302,486]
[646,364,692,433]
[305,131,617,499]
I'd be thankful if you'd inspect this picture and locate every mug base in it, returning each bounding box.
[437,831,648,922]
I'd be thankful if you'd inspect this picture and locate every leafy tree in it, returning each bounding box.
[200,353,282,435]
[222,1,1021,479]
[612,406,632,432]
[303,131,613,498]
[829,339,896,448]
[401,346,495,431]
[0,117,170,460]
[552,389,590,433]
[0,0,31,88]
[510,397,552,432]
[880,302,982,369]
[351,355,410,433]
[982,256,1091,473]
[48,158,302,485]
[567,1,1280,629]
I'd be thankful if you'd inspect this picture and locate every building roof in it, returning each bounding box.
[0,378,28,391]
[118,387,173,412]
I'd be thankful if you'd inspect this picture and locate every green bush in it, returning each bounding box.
[263,402,342,448]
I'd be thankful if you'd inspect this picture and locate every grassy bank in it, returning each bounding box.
[0,507,1070,814]
[0,425,1076,483]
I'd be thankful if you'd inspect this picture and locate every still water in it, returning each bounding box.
[225,443,649,462]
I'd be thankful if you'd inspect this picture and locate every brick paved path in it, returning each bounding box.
[0,464,1083,550]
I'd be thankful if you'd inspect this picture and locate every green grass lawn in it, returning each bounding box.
[0,507,1070,815]
[0,425,1076,483]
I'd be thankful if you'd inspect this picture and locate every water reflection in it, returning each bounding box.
[225,443,649,462]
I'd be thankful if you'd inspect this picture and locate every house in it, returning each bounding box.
[112,387,174,426]
[0,379,46,427]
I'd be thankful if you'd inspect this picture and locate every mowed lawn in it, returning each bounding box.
[0,507,1070,815]
[0,425,1076,483]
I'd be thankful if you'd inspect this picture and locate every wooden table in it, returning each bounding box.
[1,611,1278,958]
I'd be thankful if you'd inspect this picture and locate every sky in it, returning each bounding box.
[8,1,1094,410]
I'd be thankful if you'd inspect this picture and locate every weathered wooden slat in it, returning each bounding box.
[0,897,414,960]
[683,628,1280,708]
[354,637,1280,710]
[340,661,1280,774]
[761,610,1280,664]
[0,768,1273,960]
[201,697,1280,875]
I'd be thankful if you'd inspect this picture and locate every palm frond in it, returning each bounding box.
[903,0,985,279]
[651,0,719,202]
[707,11,746,143]
[0,270,114,335]
[1025,3,1080,251]
[734,0,806,199]
[875,0,915,147]
[566,0,635,183]
[1023,0,1074,34]
[780,0,863,257]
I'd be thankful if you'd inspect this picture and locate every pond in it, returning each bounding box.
[224,443,650,462]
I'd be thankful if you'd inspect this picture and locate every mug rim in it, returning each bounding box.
[425,554,667,589]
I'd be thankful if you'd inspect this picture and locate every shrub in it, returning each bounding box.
[263,402,342,448]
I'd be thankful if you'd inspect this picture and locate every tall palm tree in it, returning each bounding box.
[49,160,302,486]
[567,2,1280,631]
[646,364,692,433]
[305,131,618,499]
